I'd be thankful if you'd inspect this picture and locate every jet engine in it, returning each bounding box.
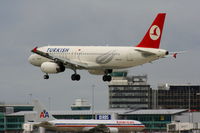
[41,62,65,74]
[84,126,118,133]
[108,127,119,133]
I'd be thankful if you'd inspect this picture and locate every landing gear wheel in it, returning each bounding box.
[44,74,49,79]
[107,75,112,82]
[71,74,76,81]
[75,74,80,81]
[103,75,107,81]
[71,74,81,81]
[102,75,112,82]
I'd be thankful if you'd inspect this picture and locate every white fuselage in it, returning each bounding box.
[42,119,145,132]
[29,46,167,71]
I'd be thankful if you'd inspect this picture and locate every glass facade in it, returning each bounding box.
[158,85,200,110]
[6,116,24,130]
[109,75,153,109]
[109,85,152,109]
[0,113,5,131]
[0,104,33,132]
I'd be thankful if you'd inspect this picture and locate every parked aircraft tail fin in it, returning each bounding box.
[33,100,55,122]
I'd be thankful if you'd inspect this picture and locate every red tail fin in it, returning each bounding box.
[136,13,166,49]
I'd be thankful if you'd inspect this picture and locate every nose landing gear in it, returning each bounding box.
[43,74,49,79]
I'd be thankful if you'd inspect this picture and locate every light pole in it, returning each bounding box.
[48,97,51,110]
[92,85,95,119]
[188,85,191,123]
[29,93,32,104]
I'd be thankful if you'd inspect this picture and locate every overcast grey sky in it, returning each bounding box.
[0,0,199,110]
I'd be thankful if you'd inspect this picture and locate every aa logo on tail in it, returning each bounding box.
[40,110,49,118]
[149,25,160,40]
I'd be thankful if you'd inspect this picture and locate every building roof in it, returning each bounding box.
[0,104,33,107]
[7,109,188,116]
[122,109,188,115]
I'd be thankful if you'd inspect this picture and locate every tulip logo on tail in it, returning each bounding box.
[40,110,49,118]
[149,25,160,40]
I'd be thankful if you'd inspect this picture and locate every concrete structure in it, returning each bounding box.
[108,71,153,109]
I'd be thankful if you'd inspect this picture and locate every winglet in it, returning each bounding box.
[32,47,38,53]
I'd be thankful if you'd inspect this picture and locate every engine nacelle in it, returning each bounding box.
[88,70,105,75]
[83,126,118,133]
[108,127,119,133]
[41,62,65,74]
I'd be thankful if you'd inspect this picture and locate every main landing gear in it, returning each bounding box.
[102,75,112,82]
[71,69,81,81]
[102,69,112,82]
[71,74,81,81]
[42,69,112,82]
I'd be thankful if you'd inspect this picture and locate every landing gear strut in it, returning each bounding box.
[102,69,112,82]
[43,74,49,79]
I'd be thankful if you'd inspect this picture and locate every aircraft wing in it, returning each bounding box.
[135,49,157,57]
[34,121,54,128]
[33,121,62,131]
[31,47,88,69]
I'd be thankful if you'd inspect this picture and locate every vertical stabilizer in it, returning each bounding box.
[33,100,55,122]
[136,13,166,49]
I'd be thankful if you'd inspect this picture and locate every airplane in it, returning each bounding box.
[23,100,145,133]
[28,13,170,82]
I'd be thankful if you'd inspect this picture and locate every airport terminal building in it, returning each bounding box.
[0,106,189,133]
